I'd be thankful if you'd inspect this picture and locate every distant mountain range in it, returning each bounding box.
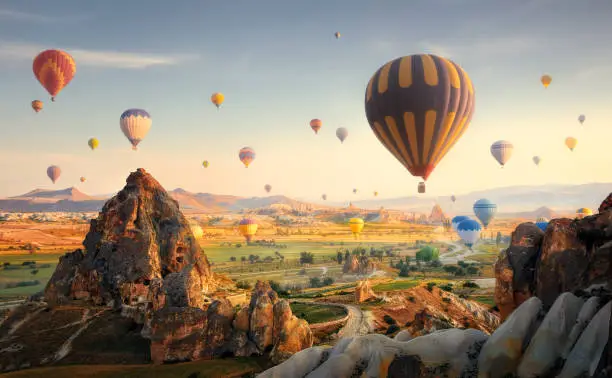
[0,183,609,216]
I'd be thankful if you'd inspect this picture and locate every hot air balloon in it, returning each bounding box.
[211,92,224,109]
[190,223,204,239]
[576,208,593,219]
[310,119,322,134]
[202,160,209,168]
[264,184,272,193]
[578,114,586,125]
[541,74,552,88]
[353,188,358,194]
[239,218,258,243]
[451,195,457,203]
[322,194,327,200]
[335,32,341,39]
[374,191,378,197]
[533,156,541,166]
[457,219,481,249]
[348,217,364,238]
[451,215,470,232]
[47,165,61,184]
[473,198,497,229]
[120,109,151,150]
[88,138,99,151]
[364,54,476,193]
[79,177,86,183]
[535,217,549,232]
[31,100,43,113]
[239,147,256,167]
[336,127,348,143]
[33,50,76,102]
[491,140,513,167]
[565,137,577,152]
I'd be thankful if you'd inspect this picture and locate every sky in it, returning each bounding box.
[0,0,612,202]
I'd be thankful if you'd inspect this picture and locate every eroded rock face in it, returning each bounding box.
[354,280,376,303]
[342,255,375,275]
[44,168,216,307]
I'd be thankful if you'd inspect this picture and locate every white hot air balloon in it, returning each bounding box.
[532,156,541,166]
[490,140,514,167]
[120,109,152,150]
[457,219,482,249]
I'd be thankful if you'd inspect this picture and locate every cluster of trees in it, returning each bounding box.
[309,276,335,288]
[443,260,482,276]
[251,239,288,249]
[299,251,315,265]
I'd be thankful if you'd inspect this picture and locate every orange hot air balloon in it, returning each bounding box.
[541,74,552,88]
[80,177,86,183]
[31,100,43,113]
[565,137,577,151]
[310,119,322,134]
[33,50,76,102]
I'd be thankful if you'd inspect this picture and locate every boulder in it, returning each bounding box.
[270,300,314,363]
[354,280,376,303]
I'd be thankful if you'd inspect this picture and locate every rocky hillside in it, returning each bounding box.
[259,192,612,377]
[0,169,313,373]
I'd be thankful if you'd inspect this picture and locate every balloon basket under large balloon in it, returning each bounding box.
[418,182,426,194]
[51,97,55,102]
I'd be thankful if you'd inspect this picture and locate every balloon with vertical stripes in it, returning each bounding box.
[364,54,475,193]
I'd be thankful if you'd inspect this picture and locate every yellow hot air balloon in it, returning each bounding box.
[88,138,99,151]
[374,191,378,197]
[239,218,258,243]
[348,217,364,239]
[79,177,86,183]
[565,137,577,151]
[541,74,552,88]
[190,223,204,239]
[576,207,593,219]
[211,92,224,109]
[31,100,43,113]
[202,160,209,168]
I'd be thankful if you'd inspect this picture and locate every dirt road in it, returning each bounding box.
[337,304,372,338]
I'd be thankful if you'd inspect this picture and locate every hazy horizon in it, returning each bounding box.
[1,0,611,201]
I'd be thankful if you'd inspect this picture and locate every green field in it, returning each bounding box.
[290,303,347,323]
[0,253,62,300]
[372,279,421,292]
[2,357,265,378]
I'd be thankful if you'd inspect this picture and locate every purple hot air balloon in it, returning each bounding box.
[47,165,61,183]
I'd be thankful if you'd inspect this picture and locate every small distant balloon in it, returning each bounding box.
[120,109,151,151]
[578,114,586,125]
[451,195,457,203]
[353,188,358,194]
[211,92,224,109]
[31,100,43,113]
[47,165,61,184]
[374,191,378,197]
[335,32,341,39]
[80,177,86,183]
[88,138,99,151]
[491,140,514,167]
[532,156,541,166]
[202,160,209,168]
[336,127,348,143]
[541,74,552,88]
[322,194,327,200]
[239,147,256,168]
[310,119,322,135]
[264,184,272,193]
[565,137,577,152]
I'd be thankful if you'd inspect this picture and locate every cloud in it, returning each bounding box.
[0,8,87,23]
[418,36,540,61]
[0,41,198,69]
[574,65,612,81]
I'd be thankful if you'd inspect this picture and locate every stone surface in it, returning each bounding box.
[354,280,376,303]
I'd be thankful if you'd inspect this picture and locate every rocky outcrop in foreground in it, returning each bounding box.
[0,169,312,373]
[259,292,610,377]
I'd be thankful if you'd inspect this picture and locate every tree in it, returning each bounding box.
[309,277,322,288]
[443,265,459,275]
[398,265,410,277]
[496,232,502,247]
[299,251,314,265]
[430,259,442,268]
[240,256,247,264]
[230,256,237,262]
[466,266,481,276]
[336,251,343,265]
[322,277,334,286]
[415,245,439,262]
[344,250,351,261]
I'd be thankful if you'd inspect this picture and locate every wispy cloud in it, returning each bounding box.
[418,36,540,62]
[0,41,198,69]
[0,8,88,23]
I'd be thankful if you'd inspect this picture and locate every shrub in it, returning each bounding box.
[309,277,322,288]
[463,280,480,289]
[322,277,334,286]
[408,296,416,303]
[426,282,437,292]
[383,314,397,325]
[236,281,252,290]
[442,297,451,303]
[439,283,454,292]
[386,324,400,335]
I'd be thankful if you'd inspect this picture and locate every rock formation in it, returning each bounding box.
[342,255,375,275]
[354,280,376,303]
[428,204,446,223]
[0,169,312,373]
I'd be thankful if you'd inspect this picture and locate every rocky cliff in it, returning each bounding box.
[0,169,312,373]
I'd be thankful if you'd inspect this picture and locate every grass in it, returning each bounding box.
[290,303,347,324]
[372,279,421,292]
[0,253,62,300]
[470,294,496,307]
[1,357,264,378]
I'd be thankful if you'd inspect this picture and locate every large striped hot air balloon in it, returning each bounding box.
[33,50,76,102]
[47,165,61,183]
[31,100,43,113]
[451,215,470,232]
[491,140,513,167]
[457,219,481,249]
[310,119,322,135]
[120,109,151,150]
[348,218,364,238]
[364,54,475,193]
[239,147,256,167]
[473,198,497,228]
[239,218,258,242]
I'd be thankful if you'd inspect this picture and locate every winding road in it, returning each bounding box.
[337,304,371,338]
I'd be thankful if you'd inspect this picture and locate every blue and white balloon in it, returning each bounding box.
[457,219,482,249]
[473,198,497,228]
[451,216,470,232]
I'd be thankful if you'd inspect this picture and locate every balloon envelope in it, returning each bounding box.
[541,74,552,88]
[88,138,99,150]
[47,165,61,183]
[264,184,272,193]
[322,194,327,200]
[491,140,513,167]
[451,215,470,232]
[535,217,549,232]
[451,195,456,203]
[532,156,541,166]
[120,109,151,150]
[364,54,475,192]
[473,198,497,228]
[239,218,258,242]
[310,119,322,134]
[578,114,585,124]
[348,218,364,235]
[31,100,43,113]
[33,50,76,100]
[565,137,577,151]
[239,147,256,167]
[576,208,593,219]
[336,127,348,143]
[202,160,209,168]
[211,93,224,108]
[457,219,481,248]
[80,177,86,183]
